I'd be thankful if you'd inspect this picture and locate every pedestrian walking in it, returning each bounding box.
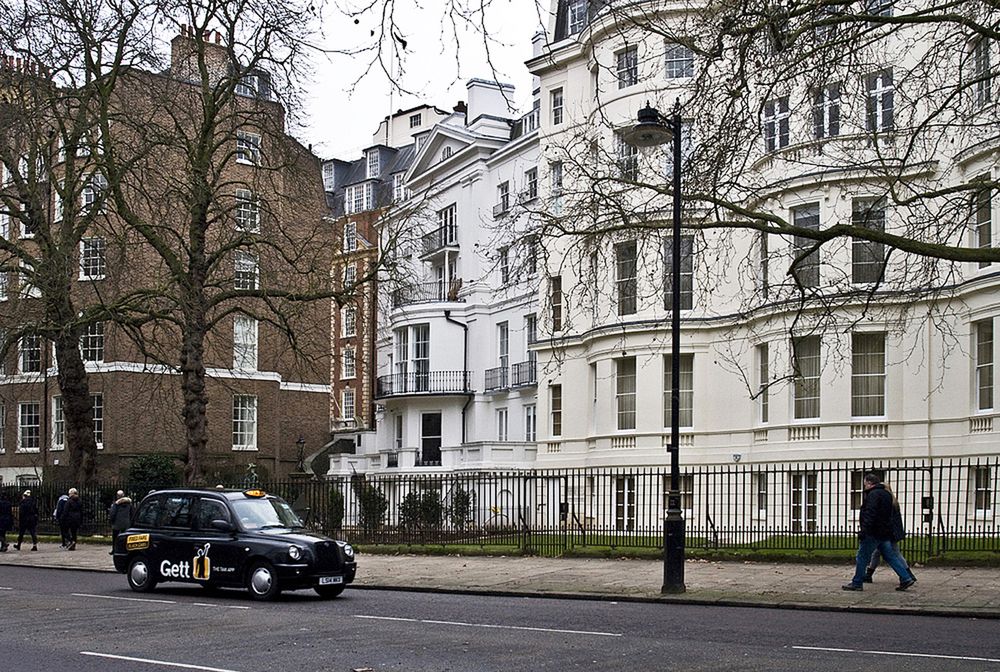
[843,473,917,591]
[61,488,83,551]
[54,492,70,548]
[14,490,38,551]
[108,490,133,554]
[0,492,13,552]
[864,483,911,583]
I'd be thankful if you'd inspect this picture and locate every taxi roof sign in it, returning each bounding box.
[243,489,267,498]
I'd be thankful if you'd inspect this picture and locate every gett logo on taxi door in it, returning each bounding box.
[160,559,191,578]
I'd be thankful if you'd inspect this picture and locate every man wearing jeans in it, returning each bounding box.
[843,473,917,591]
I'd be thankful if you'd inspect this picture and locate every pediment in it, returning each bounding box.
[406,124,496,183]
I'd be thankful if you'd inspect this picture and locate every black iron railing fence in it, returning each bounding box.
[7,457,997,562]
[375,371,472,397]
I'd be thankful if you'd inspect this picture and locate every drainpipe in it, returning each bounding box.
[444,310,472,443]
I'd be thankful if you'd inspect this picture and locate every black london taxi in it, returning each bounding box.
[112,488,357,601]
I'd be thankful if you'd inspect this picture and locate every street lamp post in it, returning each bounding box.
[622,101,686,594]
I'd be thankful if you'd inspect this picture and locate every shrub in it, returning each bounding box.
[449,487,474,530]
[127,454,181,494]
[328,487,345,532]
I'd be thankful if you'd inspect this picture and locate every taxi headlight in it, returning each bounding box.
[288,545,302,561]
[342,543,354,558]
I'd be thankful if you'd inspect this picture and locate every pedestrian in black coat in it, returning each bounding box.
[61,488,84,550]
[108,491,133,554]
[15,490,38,551]
[0,493,13,551]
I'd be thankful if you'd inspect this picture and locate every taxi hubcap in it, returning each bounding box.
[250,567,273,594]
[131,561,149,586]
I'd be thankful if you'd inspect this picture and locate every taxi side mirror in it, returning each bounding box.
[210,519,233,532]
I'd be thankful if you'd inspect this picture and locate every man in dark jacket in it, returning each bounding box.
[108,491,133,554]
[54,493,70,548]
[843,473,917,591]
[61,488,83,551]
[14,490,38,551]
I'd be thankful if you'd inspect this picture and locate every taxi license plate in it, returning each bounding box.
[318,576,343,586]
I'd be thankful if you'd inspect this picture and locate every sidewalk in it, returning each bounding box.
[1,541,998,618]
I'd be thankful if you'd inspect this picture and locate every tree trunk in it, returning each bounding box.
[179,318,209,485]
[54,332,98,485]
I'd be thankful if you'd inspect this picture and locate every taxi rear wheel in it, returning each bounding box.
[314,585,345,599]
[246,561,280,601]
[127,556,157,593]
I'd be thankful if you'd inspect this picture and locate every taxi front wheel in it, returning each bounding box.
[246,561,281,601]
[127,556,157,593]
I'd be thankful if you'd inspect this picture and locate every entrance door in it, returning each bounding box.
[420,412,442,465]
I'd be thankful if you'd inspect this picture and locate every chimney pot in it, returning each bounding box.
[215,31,221,45]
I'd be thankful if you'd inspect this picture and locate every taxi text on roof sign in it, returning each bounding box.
[243,489,267,498]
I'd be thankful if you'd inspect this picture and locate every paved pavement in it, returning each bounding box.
[1,541,998,618]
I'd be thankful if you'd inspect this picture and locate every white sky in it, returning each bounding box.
[296,0,547,160]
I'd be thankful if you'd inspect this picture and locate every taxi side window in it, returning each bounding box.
[158,495,194,529]
[194,498,231,530]
[135,497,162,528]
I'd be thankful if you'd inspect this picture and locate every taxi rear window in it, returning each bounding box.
[135,497,161,527]
[158,495,193,528]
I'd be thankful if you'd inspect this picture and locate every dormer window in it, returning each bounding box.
[567,0,587,34]
[409,113,422,128]
[366,149,380,179]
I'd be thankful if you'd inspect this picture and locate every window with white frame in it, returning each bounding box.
[51,396,65,451]
[236,73,263,97]
[550,384,563,436]
[866,69,894,133]
[235,189,260,232]
[567,0,586,34]
[79,237,106,280]
[394,414,403,449]
[342,306,357,337]
[976,319,994,411]
[342,348,356,379]
[793,335,821,419]
[497,322,509,373]
[974,177,993,268]
[525,236,538,277]
[409,113,421,128]
[80,321,104,362]
[812,83,841,139]
[972,38,993,109]
[343,264,357,289]
[617,134,638,181]
[499,246,510,285]
[524,404,536,442]
[438,203,457,243]
[233,315,258,371]
[760,231,769,298]
[366,149,380,179]
[234,251,259,290]
[757,343,769,423]
[852,197,887,283]
[865,0,893,17]
[550,161,563,215]
[0,272,7,302]
[497,181,510,214]
[81,173,108,214]
[664,353,694,428]
[232,394,257,450]
[441,146,453,161]
[550,276,563,332]
[616,357,637,430]
[497,407,508,442]
[0,211,8,239]
[792,204,821,288]
[91,393,103,447]
[392,173,406,202]
[20,334,41,373]
[664,234,694,310]
[236,131,261,165]
[852,332,886,417]
[616,46,638,89]
[763,96,790,152]
[973,466,992,513]
[524,168,538,201]
[551,88,564,125]
[616,240,637,315]
[341,388,355,420]
[664,43,694,78]
[18,402,40,452]
[344,221,358,252]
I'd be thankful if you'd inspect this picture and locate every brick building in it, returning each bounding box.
[0,28,332,484]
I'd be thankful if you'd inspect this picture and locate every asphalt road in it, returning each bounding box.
[1,566,999,671]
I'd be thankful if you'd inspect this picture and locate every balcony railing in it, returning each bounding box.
[391,280,465,308]
[421,224,458,256]
[511,108,540,140]
[511,360,537,387]
[376,370,472,398]
[484,366,509,392]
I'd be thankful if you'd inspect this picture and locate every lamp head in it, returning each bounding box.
[621,103,674,148]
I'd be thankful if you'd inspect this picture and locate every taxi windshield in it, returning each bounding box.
[231,497,303,531]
